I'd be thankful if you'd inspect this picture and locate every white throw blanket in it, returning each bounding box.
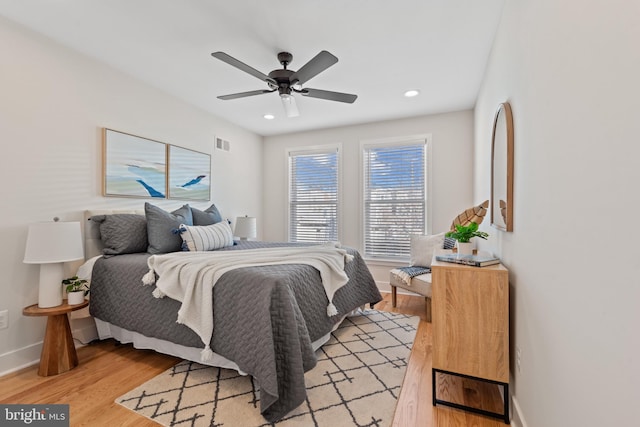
[141,245,354,361]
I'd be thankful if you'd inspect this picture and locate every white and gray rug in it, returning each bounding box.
[116,309,419,427]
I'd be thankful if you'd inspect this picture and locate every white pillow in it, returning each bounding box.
[410,232,445,267]
[179,221,234,251]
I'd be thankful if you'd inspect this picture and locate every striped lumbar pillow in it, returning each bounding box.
[178,221,234,251]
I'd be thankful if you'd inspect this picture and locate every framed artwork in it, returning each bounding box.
[168,145,211,201]
[103,129,168,199]
[490,102,514,231]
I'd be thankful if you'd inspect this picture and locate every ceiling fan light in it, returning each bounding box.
[280,93,300,118]
[263,114,275,120]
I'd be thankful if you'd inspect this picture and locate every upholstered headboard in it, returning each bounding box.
[83,209,145,259]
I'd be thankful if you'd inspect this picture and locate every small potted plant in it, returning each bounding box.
[445,222,489,255]
[62,276,89,305]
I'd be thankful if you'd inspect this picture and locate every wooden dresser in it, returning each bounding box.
[431,255,510,423]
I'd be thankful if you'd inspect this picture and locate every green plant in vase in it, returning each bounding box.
[62,276,89,295]
[445,222,488,255]
[445,222,489,243]
[62,276,89,305]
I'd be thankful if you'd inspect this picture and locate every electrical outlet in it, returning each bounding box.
[516,346,522,373]
[0,310,8,330]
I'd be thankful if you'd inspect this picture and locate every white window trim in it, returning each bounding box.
[285,143,343,243]
[359,134,432,263]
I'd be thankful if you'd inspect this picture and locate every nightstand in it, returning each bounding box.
[23,299,89,376]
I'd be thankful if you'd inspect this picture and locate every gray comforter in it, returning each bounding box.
[89,241,382,422]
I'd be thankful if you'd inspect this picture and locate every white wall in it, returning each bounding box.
[474,1,640,426]
[263,111,474,287]
[0,17,263,374]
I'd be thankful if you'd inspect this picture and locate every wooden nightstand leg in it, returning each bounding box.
[425,297,432,323]
[391,286,397,307]
[39,313,78,376]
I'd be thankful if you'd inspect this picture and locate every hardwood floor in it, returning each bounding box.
[0,294,506,426]
[377,293,506,427]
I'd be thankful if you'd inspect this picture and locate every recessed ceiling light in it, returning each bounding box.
[263,114,275,120]
[404,90,420,98]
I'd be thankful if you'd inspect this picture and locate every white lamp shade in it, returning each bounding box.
[24,221,84,264]
[24,221,85,308]
[234,216,257,240]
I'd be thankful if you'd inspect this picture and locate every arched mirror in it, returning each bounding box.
[491,102,514,231]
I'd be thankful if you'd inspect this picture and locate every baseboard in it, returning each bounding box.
[0,342,41,377]
[376,280,392,293]
[70,316,99,344]
[378,286,428,299]
[0,322,93,378]
[511,396,528,427]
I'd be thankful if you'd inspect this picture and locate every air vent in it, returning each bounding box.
[215,137,230,152]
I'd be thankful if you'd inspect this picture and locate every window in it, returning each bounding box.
[288,147,339,242]
[362,139,427,259]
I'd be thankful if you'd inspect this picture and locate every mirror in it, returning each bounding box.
[491,102,514,231]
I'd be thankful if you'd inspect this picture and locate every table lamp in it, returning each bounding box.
[23,219,84,308]
[234,216,257,241]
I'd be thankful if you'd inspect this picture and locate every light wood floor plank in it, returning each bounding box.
[0,294,506,426]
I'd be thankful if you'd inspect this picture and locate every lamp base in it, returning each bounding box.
[38,263,64,308]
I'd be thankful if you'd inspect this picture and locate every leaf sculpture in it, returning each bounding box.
[450,200,489,231]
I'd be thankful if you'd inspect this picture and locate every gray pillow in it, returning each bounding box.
[190,203,222,225]
[90,214,148,257]
[145,203,193,254]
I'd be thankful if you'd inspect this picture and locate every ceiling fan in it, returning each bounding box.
[211,50,357,117]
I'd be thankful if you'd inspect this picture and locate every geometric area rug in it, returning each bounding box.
[116,310,420,427]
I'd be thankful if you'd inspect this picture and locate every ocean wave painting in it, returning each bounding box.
[168,145,210,201]
[103,129,168,199]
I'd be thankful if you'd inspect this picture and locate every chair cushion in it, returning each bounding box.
[390,270,432,298]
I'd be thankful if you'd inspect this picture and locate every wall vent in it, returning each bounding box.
[215,137,230,152]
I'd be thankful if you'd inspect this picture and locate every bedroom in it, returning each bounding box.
[1,1,639,427]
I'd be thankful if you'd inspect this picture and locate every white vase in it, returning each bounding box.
[456,241,474,255]
[67,291,85,305]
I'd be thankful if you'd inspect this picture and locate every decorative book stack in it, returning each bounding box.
[434,253,500,267]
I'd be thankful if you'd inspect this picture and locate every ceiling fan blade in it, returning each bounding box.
[211,52,277,86]
[218,89,275,100]
[290,51,338,85]
[301,88,358,103]
[280,94,300,118]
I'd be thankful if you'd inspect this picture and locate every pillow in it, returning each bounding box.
[179,221,234,251]
[89,214,147,257]
[145,203,193,254]
[190,203,222,225]
[443,236,457,250]
[410,232,445,267]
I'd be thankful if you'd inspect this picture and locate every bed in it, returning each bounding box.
[81,205,382,422]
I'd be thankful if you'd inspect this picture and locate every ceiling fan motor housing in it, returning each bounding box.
[268,68,296,94]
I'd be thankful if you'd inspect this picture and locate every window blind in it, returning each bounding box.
[288,148,339,242]
[363,142,426,258]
